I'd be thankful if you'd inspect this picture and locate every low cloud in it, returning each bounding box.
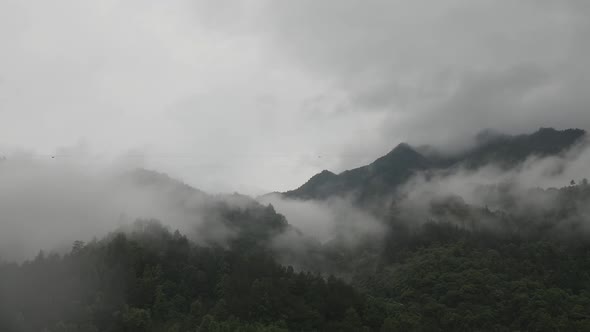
[394,138,590,233]
[261,0,590,165]
[0,153,253,261]
[260,194,386,247]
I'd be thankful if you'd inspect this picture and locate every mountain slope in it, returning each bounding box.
[121,168,289,248]
[283,128,586,202]
[449,127,586,169]
[284,143,431,201]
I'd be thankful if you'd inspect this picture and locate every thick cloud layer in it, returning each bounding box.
[1,0,589,193]
[397,138,590,226]
[262,0,590,154]
[0,154,251,261]
[259,194,385,247]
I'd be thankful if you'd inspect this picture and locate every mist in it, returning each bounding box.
[389,137,590,236]
[2,0,590,329]
[408,138,587,200]
[260,194,386,247]
[0,153,255,262]
[0,148,387,265]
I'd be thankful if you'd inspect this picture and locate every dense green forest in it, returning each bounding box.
[2,128,590,331]
[2,181,590,331]
[0,220,369,331]
[2,0,589,325]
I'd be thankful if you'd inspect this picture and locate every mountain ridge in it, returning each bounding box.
[283,127,587,202]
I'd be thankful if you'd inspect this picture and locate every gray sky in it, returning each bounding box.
[1,0,589,194]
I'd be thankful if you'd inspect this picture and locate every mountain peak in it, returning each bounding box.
[475,128,507,145]
[387,142,414,154]
[455,127,586,169]
[371,142,428,170]
[283,169,338,199]
[317,169,336,177]
[531,127,585,139]
[281,127,587,202]
[306,169,337,184]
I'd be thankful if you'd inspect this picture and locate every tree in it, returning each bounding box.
[71,240,85,253]
[197,315,215,331]
[120,307,151,332]
[341,307,364,331]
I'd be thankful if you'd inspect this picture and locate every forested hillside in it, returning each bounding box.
[3,0,590,330]
[2,128,590,331]
[2,183,590,331]
[0,220,373,331]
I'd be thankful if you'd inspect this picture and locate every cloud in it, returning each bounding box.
[0,152,254,261]
[397,137,590,224]
[1,0,589,193]
[259,193,386,247]
[260,0,590,161]
[0,0,335,194]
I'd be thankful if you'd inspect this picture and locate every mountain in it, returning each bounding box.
[284,143,431,202]
[3,131,590,331]
[121,168,289,248]
[283,128,586,202]
[446,127,586,169]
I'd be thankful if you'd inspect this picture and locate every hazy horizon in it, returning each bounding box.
[2,1,590,195]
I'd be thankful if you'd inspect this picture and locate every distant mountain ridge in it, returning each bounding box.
[121,168,289,247]
[283,128,586,202]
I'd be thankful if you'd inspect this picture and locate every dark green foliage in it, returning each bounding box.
[5,186,590,332]
[357,183,590,331]
[0,220,372,331]
[3,146,590,331]
[361,238,590,331]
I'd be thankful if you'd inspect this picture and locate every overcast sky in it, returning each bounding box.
[1,0,589,194]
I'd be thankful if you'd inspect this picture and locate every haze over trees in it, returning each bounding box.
[2,0,590,330]
[1,128,590,331]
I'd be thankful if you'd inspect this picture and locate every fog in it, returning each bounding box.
[2,1,590,330]
[388,137,590,236]
[2,132,589,263]
[259,194,386,247]
[2,1,589,193]
[0,152,389,264]
[406,138,588,202]
[257,134,590,254]
[0,154,246,262]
